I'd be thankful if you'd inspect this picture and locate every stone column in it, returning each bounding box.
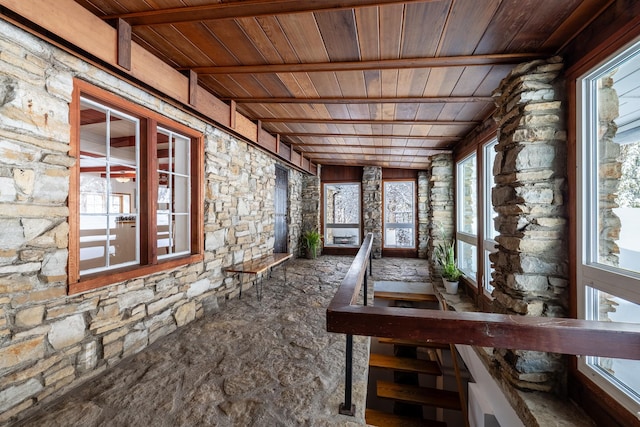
[362,166,382,258]
[490,57,568,392]
[427,154,454,278]
[301,172,321,256]
[417,169,430,259]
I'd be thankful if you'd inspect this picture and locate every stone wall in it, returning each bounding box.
[490,57,568,392]
[0,20,303,423]
[417,170,430,259]
[362,166,382,258]
[427,154,455,278]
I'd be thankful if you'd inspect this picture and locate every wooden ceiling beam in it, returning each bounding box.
[104,0,437,26]
[186,53,541,74]
[298,148,446,154]
[260,118,478,125]
[226,96,494,104]
[281,132,461,141]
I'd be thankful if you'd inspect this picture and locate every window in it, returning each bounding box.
[69,81,203,294]
[324,183,361,247]
[456,154,478,283]
[483,140,498,296]
[578,38,640,414]
[383,181,415,248]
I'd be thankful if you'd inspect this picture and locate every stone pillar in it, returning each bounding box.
[417,169,430,259]
[301,172,321,256]
[427,154,454,278]
[490,57,568,392]
[362,166,382,258]
[288,169,304,257]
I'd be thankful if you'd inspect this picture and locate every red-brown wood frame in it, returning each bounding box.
[563,9,640,426]
[68,79,204,295]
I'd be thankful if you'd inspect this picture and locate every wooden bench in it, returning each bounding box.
[224,253,293,300]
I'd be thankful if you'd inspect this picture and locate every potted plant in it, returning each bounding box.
[302,229,322,259]
[434,239,464,294]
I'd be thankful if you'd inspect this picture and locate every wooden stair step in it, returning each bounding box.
[376,380,461,411]
[377,337,450,350]
[365,409,447,427]
[369,353,442,376]
[374,291,438,303]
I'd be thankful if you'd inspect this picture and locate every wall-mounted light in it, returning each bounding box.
[115,176,130,183]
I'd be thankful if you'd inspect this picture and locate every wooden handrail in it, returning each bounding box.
[326,234,640,361]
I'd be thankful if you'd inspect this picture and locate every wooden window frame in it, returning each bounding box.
[381,178,418,257]
[68,79,204,295]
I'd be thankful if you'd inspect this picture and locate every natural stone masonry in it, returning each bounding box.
[490,57,568,392]
[10,257,370,427]
[417,170,430,259]
[301,172,321,255]
[0,20,304,422]
[362,166,382,258]
[427,154,455,278]
[287,167,304,256]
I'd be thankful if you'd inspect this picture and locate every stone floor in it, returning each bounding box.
[13,256,431,427]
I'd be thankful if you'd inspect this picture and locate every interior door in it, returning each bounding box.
[274,165,288,253]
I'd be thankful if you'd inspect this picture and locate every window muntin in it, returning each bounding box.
[483,139,498,295]
[383,181,415,248]
[578,38,640,414]
[456,153,478,282]
[324,183,361,247]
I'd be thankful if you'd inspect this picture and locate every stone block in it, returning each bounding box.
[117,288,154,311]
[48,314,85,351]
[0,378,43,413]
[40,249,68,280]
[0,336,44,370]
[44,365,75,387]
[148,293,184,315]
[174,302,196,327]
[15,305,45,328]
[102,338,123,361]
[11,285,66,306]
[123,328,148,357]
[77,340,98,372]
[0,218,25,249]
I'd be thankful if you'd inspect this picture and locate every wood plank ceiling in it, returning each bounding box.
[73,0,608,169]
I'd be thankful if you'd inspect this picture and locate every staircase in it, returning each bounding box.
[365,282,467,427]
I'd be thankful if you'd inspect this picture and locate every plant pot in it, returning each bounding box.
[305,247,318,259]
[442,278,459,294]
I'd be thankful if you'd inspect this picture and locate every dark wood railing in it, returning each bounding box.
[326,233,640,416]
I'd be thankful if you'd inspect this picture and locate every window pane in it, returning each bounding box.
[324,183,360,247]
[591,55,640,275]
[484,249,495,295]
[326,227,360,246]
[458,154,477,235]
[79,99,139,274]
[157,129,192,258]
[580,39,640,414]
[458,240,477,278]
[586,288,640,405]
[484,140,498,241]
[384,181,415,248]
